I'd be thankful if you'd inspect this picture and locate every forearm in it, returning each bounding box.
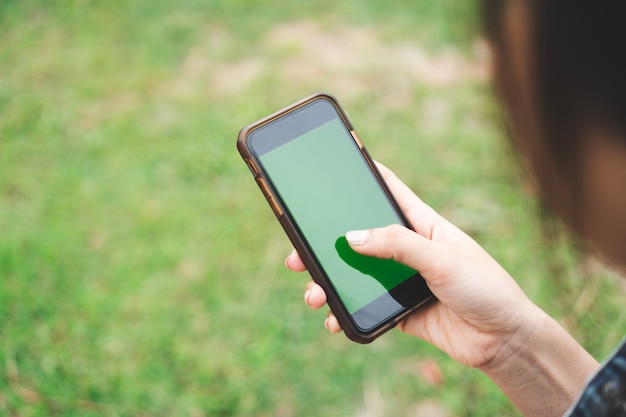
[480,305,599,417]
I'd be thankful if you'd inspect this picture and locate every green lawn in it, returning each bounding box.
[1,1,624,416]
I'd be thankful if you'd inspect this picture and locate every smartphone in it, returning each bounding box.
[237,93,433,343]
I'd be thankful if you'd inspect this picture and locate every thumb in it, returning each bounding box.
[345,224,455,283]
[345,224,522,311]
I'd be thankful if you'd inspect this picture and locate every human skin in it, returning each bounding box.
[286,163,599,417]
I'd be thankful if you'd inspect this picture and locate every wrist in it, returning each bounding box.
[479,304,599,417]
[478,302,545,373]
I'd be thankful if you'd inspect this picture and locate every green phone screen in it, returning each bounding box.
[249,98,429,331]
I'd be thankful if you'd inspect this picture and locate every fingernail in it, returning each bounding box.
[285,250,298,270]
[346,230,369,245]
[324,316,331,329]
[304,289,312,304]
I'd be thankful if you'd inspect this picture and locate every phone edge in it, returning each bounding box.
[236,92,434,343]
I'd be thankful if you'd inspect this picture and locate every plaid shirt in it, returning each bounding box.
[565,338,626,416]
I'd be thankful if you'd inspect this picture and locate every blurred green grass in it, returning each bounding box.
[1,1,625,416]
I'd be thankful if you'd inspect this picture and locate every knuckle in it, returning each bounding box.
[384,223,406,240]
[382,224,403,255]
[383,224,413,264]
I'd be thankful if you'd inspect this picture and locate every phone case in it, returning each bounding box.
[237,92,431,343]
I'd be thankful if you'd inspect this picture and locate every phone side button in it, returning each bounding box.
[256,178,284,216]
[268,194,284,216]
[350,129,364,149]
[245,158,260,177]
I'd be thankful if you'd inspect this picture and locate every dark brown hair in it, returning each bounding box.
[481,0,626,262]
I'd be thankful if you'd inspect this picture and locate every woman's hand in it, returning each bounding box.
[286,163,598,417]
[286,162,536,368]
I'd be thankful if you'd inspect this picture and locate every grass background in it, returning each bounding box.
[1,1,625,416]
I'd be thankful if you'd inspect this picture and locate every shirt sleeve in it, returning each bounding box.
[564,338,626,417]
